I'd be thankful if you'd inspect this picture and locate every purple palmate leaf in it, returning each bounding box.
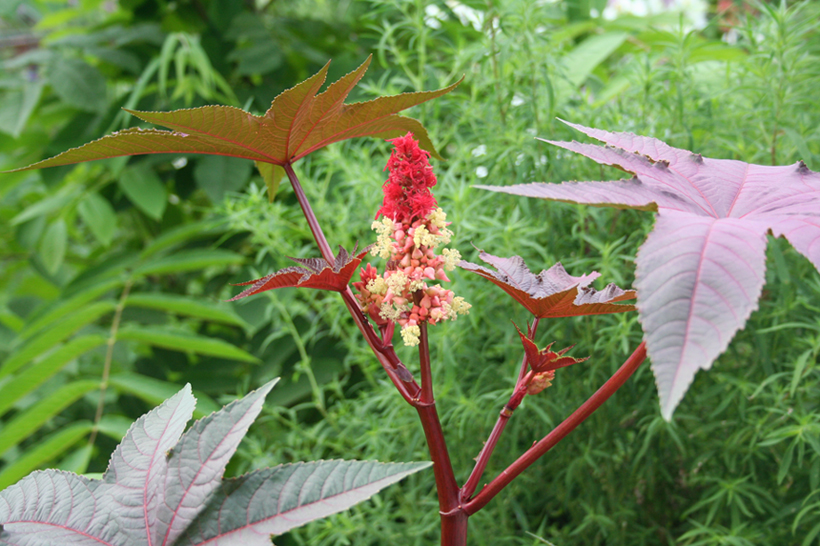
[478,120,820,419]
[0,380,430,546]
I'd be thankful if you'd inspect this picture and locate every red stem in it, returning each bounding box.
[416,322,465,544]
[463,341,647,515]
[461,408,510,501]
[462,318,540,500]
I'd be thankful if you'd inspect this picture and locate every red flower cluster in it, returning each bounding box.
[376,133,438,222]
[355,133,470,346]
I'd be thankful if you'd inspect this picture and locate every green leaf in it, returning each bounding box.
[11,56,461,171]
[0,335,107,417]
[77,192,118,246]
[117,326,258,363]
[108,372,219,418]
[556,32,628,102]
[2,301,116,379]
[124,293,247,327]
[118,164,167,220]
[133,249,244,276]
[10,186,81,226]
[20,279,121,339]
[38,218,67,275]
[47,58,107,112]
[0,310,24,333]
[95,414,135,442]
[255,161,285,201]
[139,218,227,259]
[0,421,93,491]
[0,380,98,458]
[0,79,44,138]
[194,154,252,203]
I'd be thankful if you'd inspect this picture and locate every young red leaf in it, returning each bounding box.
[229,245,370,300]
[11,56,461,174]
[478,120,820,419]
[514,323,589,373]
[459,250,636,318]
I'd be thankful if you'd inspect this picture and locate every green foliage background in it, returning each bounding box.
[1,0,820,544]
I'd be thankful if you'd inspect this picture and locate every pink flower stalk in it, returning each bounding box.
[355,133,470,346]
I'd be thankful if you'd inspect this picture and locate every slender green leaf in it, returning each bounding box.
[556,32,628,101]
[77,192,118,246]
[10,187,81,225]
[108,372,219,418]
[139,218,227,259]
[133,249,243,276]
[0,335,107,417]
[95,414,135,442]
[47,58,107,112]
[0,79,44,138]
[118,164,167,220]
[1,302,116,379]
[0,421,93,491]
[117,326,257,363]
[0,310,24,333]
[0,380,98,458]
[20,278,121,339]
[38,218,67,274]
[124,293,247,327]
[194,154,252,203]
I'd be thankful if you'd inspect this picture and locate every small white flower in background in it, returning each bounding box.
[590,8,600,17]
[476,166,488,179]
[172,157,188,169]
[603,0,707,29]
[424,4,448,29]
[471,144,487,157]
[511,93,525,107]
[445,0,484,31]
[526,128,537,136]
[515,153,525,166]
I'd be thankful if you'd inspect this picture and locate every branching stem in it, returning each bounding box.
[463,318,540,501]
[464,341,647,514]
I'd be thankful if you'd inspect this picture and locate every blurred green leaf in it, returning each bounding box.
[38,218,67,275]
[47,58,107,112]
[124,293,248,327]
[2,301,115,379]
[194,155,252,203]
[0,80,44,138]
[77,192,118,247]
[117,326,258,363]
[0,335,107,417]
[0,380,98,458]
[118,164,167,220]
[0,421,93,491]
[108,372,219,418]
[133,249,243,276]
